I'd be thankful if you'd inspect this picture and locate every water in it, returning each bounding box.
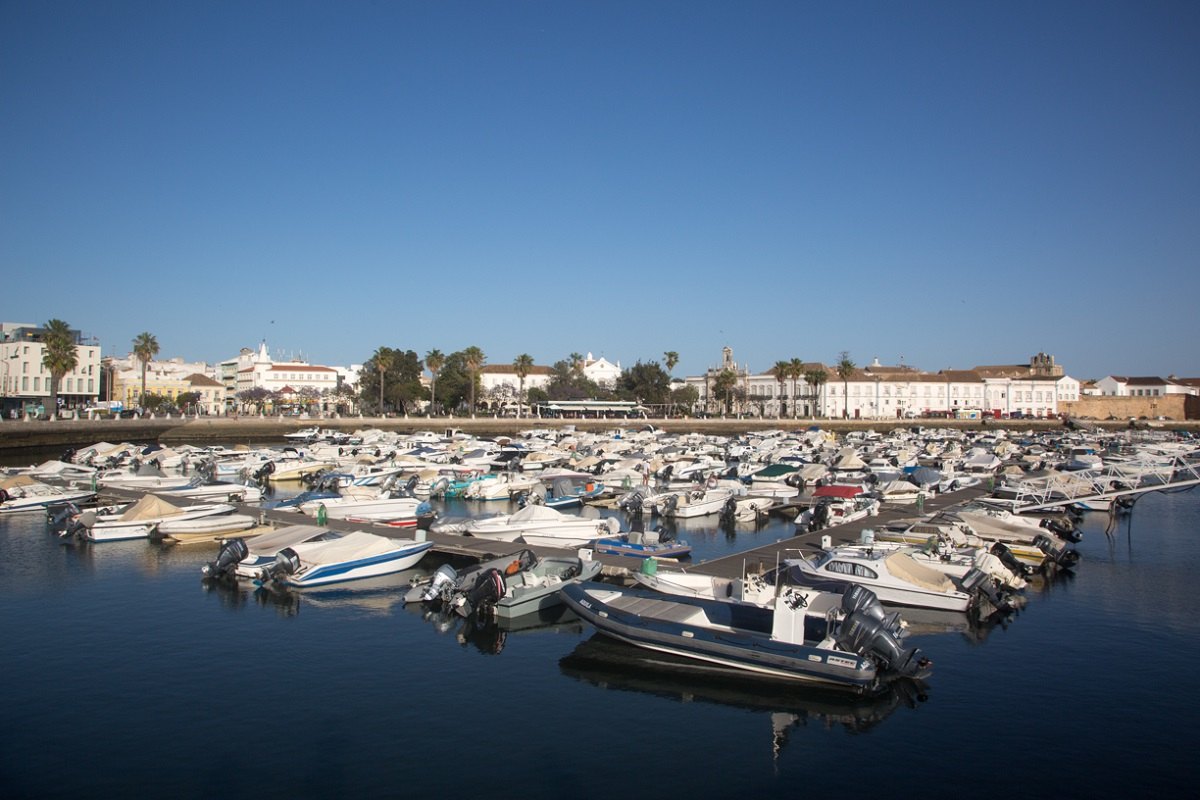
[2,471,1199,798]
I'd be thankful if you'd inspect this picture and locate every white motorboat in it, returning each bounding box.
[451,504,619,547]
[796,485,880,531]
[462,472,543,501]
[154,480,264,503]
[410,550,602,619]
[0,476,96,513]
[68,495,237,542]
[258,531,434,588]
[157,514,260,543]
[646,486,737,519]
[202,524,342,580]
[298,494,425,521]
[778,546,1011,613]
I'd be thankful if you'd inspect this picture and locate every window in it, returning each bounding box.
[33,377,40,390]
[824,561,878,579]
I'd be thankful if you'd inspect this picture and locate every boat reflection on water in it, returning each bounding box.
[201,568,430,617]
[559,634,928,758]
[405,602,585,655]
[900,602,1022,644]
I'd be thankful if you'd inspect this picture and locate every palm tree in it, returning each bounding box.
[569,352,584,378]
[805,368,828,418]
[41,319,77,417]
[463,346,486,415]
[513,353,534,418]
[371,347,393,414]
[788,358,804,419]
[132,332,159,409]
[424,349,445,415]
[770,360,790,419]
[836,351,856,419]
[662,351,679,377]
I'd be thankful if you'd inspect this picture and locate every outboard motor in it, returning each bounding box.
[840,585,904,638]
[619,490,645,517]
[836,612,927,677]
[415,501,437,530]
[403,475,420,496]
[1040,516,1082,543]
[990,542,1032,578]
[60,447,77,463]
[263,547,302,582]
[201,538,250,580]
[253,461,276,484]
[809,500,831,532]
[420,564,460,603]
[1034,533,1081,570]
[661,494,679,518]
[719,497,737,527]
[58,509,96,539]
[47,502,81,531]
[960,567,1014,613]
[454,568,506,618]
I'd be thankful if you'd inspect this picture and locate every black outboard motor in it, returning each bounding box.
[263,547,302,582]
[1040,516,1082,544]
[836,612,927,678]
[619,490,645,517]
[201,538,250,580]
[990,542,1032,578]
[840,585,904,638]
[58,509,96,539]
[719,496,737,527]
[809,500,831,532]
[60,448,77,463]
[455,568,506,618]
[661,494,679,518]
[253,461,276,485]
[402,475,420,496]
[960,567,1014,613]
[1034,533,1081,570]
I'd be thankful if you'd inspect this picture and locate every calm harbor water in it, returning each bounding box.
[2,458,1199,798]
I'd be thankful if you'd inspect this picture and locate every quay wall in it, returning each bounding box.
[1061,394,1197,422]
[2,414,1197,453]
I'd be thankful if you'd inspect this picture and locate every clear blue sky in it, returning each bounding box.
[3,1,1197,381]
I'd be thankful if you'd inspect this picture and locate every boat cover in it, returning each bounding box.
[119,495,184,521]
[884,553,955,593]
[0,475,40,490]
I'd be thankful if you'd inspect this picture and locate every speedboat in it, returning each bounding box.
[591,528,692,560]
[257,531,434,588]
[65,495,237,542]
[448,504,619,547]
[409,550,601,619]
[645,486,737,519]
[0,476,96,513]
[157,514,260,543]
[559,581,931,693]
[201,524,343,580]
[796,485,880,532]
[777,545,1012,613]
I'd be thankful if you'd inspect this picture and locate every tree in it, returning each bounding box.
[544,359,602,401]
[41,319,77,417]
[789,358,805,419]
[132,332,159,408]
[177,391,201,415]
[237,386,271,414]
[770,361,790,419]
[805,368,828,417]
[462,346,486,415]
[663,351,679,377]
[616,361,671,407]
[513,353,534,418]
[836,351,856,419]
[671,384,699,415]
[569,352,584,378]
[425,349,445,415]
[371,347,393,414]
[711,369,738,414]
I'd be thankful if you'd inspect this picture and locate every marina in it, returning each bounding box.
[2,423,1199,796]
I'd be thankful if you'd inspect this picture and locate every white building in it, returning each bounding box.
[229,342,350,413]
[1,322,101,417]
[582,353,621,387]
[1095,376,1198,398]
[685,349,1079,420]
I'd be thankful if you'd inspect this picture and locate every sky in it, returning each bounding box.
[2,0,1198,381]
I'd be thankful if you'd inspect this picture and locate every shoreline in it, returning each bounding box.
[1,414,1194,452]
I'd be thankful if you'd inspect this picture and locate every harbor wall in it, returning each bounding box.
[2,414,1197,453]
[1060,394,1196,422]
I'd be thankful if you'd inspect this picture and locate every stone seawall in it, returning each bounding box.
[3,414,1194,453]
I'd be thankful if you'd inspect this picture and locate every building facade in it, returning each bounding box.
[1,322,101,417]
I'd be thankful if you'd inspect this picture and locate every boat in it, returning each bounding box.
[411,551,601,619]
[201,524,344,580]
[591,528,692,560]
[646,486,737,519]
[444,504,619,547]
[559,580,931,693]
[257,531,434,588]
[776,545,1012,613]
[536,470,606,509]
[0,476,96,513]
[796,485,880,531]
[462,472,543,501]
[152,479,264,503]
[65,495,237,542]
[157,514,261,543]
[297,493,426,522]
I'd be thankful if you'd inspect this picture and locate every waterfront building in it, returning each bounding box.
[1095,375,1199,398]
[228,342,357,414]
[685,348,1081,420]
[581,353,621,387]
[1,322,101,417]
[478,363,553,412]
[106,355,219,412]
